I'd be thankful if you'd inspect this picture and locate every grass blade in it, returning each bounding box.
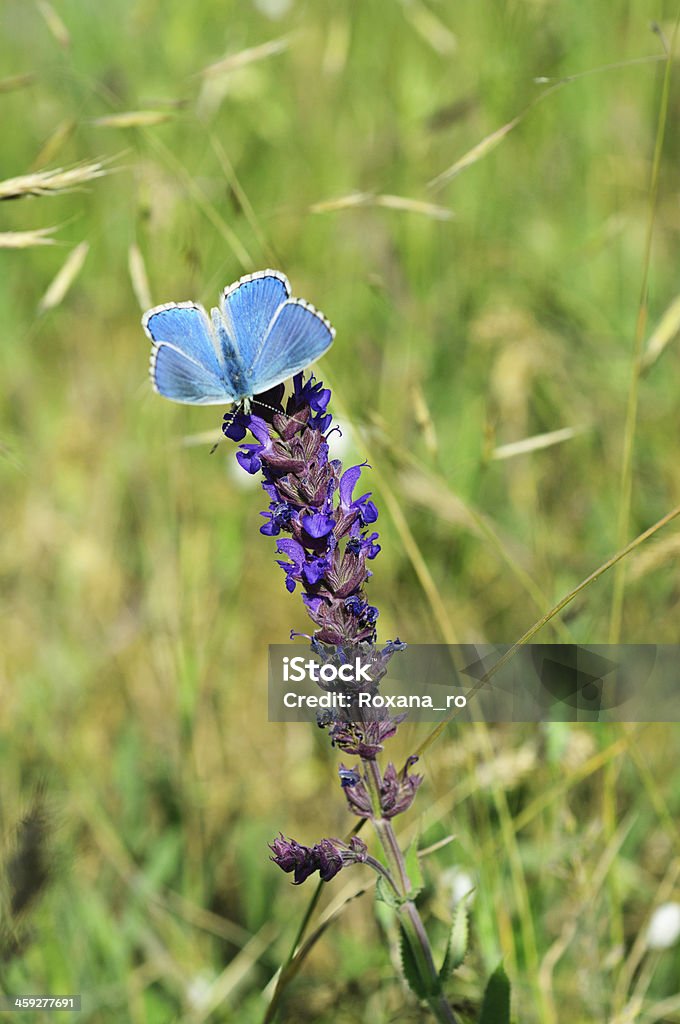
[0,72,36,93]
[310,191,454,219]
[0,227,58,248]
[491,426,583,460]
[92,110,176,128]
[401,0,457,56]
[200,36,290,78]
[640,293,680,372]
[31,119,77,170]
[36,0,70,49]
[428,116,521,191]
[128,243,152,311]
[38,241,89,312]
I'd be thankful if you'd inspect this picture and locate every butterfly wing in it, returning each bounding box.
[219,270,291,367]
[143,303,222,373]
[150,344,236,405]
[143,302,235,404]
[248,298,335,396]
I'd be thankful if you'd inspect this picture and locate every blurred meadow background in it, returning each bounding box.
[2,0,680,1021]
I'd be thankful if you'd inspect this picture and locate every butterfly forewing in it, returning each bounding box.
[143,303,224,373]
[220,270,290,368]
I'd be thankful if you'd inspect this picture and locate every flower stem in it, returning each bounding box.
[365,853,401,895]
[363,757,459,1024]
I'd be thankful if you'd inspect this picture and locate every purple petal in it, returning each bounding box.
[276,538,305,566]
[303,558,327,584]
[223,414,248,441]
[311,387,331,413]
[247,415,273,446]
[302,594,324,615]
[339,465,363,508]
[358,497,378,524]
[302,512,335,538]
[236,448,262,473]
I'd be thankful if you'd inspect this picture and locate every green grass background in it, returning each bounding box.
[1,0,680,1021]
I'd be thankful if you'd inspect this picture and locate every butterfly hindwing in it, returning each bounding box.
[151,343,235,405]
[248,299,335,395]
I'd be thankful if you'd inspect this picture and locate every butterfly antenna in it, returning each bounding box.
[250,398,310,430]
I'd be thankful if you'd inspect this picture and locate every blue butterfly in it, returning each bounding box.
[142,269,335,408]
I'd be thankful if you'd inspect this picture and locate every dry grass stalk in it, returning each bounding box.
[200,36,290,77]
[38,241,89,312]
[0,227,58,248]
[311,191,453,220]
[0,160,108,201]
[92,110,175,128]
[128,243,152,311]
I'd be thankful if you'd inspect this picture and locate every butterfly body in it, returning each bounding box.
[143,269,335,407]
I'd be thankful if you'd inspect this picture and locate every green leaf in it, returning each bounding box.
[440,892,472,981]
[398,923,429,1000]
[404,837,425,898]
[375,874,402,910]
[478,963,511,1024]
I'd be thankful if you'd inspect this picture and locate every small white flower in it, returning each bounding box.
[441,867,476,908]
[646,902,680,950]
[253,0,292,18]
[186,971,214,1010]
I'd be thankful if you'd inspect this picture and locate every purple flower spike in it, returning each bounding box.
[224,374,419,837]
[224,374,382,647]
